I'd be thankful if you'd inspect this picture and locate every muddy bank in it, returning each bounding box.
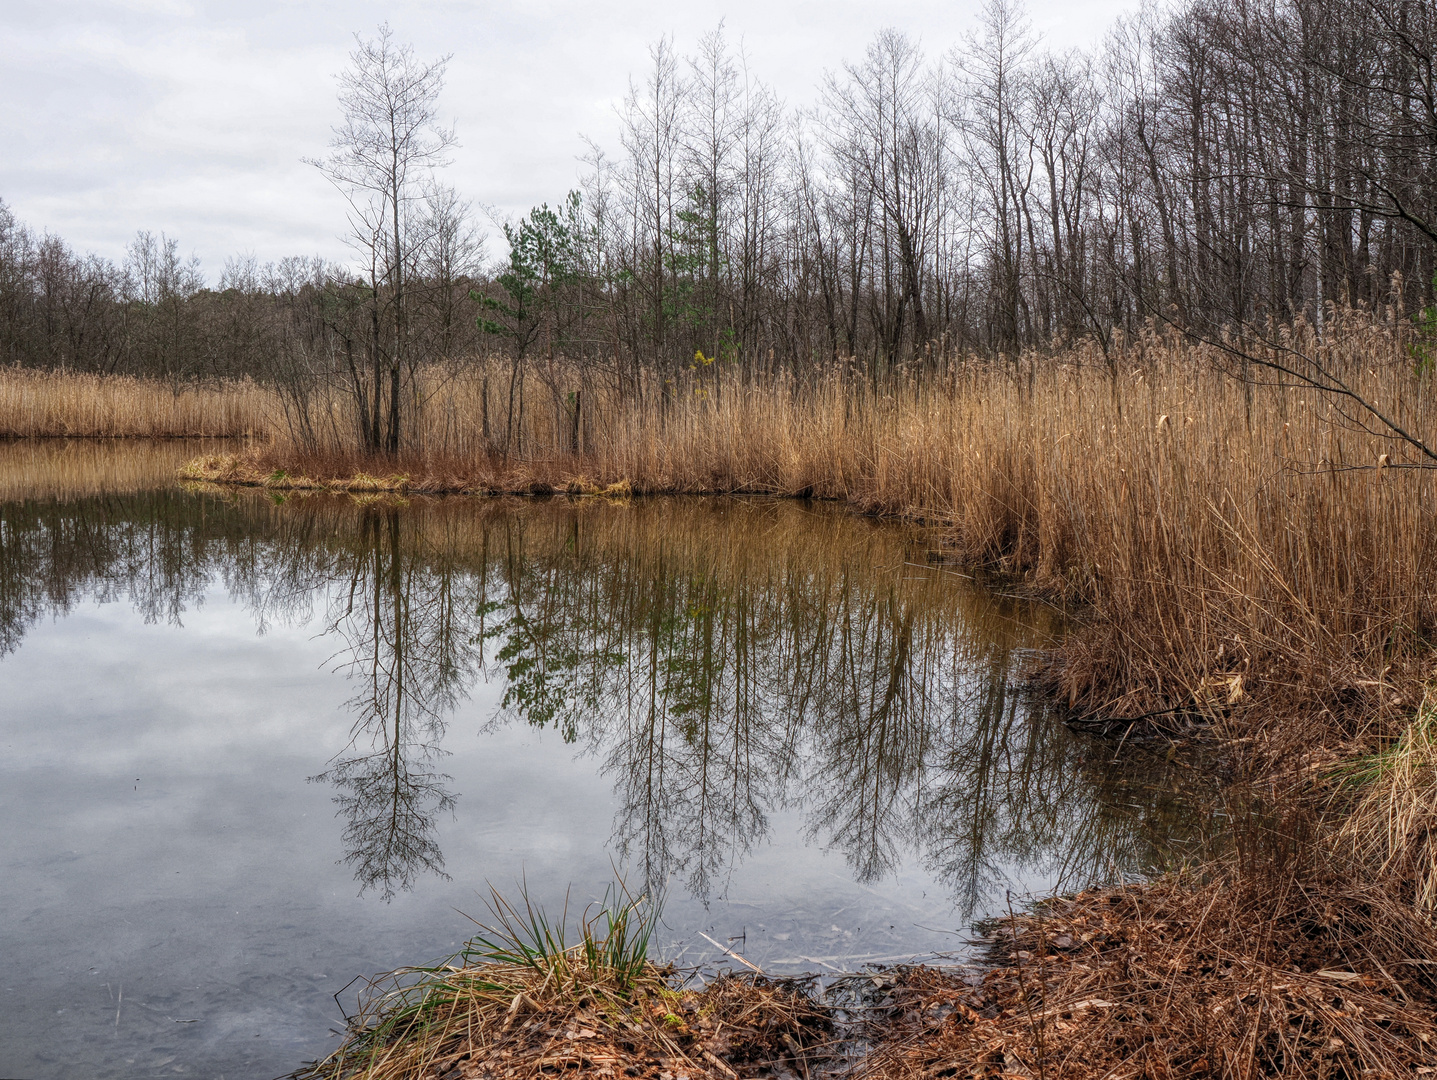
[864,871,1437,1079]
[291,869,1437,1080]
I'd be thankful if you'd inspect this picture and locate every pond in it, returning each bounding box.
[0,441,1204,1080]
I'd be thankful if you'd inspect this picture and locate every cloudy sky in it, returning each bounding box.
[2,0,1135,278]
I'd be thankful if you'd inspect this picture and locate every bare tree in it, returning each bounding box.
[5,2,1437,387]
[822,31,947,372]
[618,36,685,392]
[309,25,456,452]
[951,0,1038,352]
[123,231,204,379]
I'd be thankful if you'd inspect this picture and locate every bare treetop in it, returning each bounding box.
[316,25,456,204]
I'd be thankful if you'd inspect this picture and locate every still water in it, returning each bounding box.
[0,442,1201,1079]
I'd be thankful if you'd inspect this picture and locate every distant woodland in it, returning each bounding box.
[2,0,1434,398]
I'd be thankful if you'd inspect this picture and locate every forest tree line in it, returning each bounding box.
[1,0,1434,434]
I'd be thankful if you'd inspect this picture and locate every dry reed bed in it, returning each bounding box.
[0,367,270,437]
[180,321,1437,770]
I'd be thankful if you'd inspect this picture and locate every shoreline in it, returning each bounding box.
[290,875,1437,1080]
[172,446,1437,1077]
[174,448,991,540]
[177,448,884,503]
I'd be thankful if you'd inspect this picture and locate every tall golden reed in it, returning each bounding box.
[0,368,270,438]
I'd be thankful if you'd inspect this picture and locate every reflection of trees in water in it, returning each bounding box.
[0,493,239,655]
[0,491,1203,913]
[308,509,478,900]
[0,494,471,900]
[465,502,1197,914]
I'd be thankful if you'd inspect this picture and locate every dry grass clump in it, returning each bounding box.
[293,886,831,1080]
[179,452,415,494]
[1337,689,1437,920]
[0,367,270,437]
[180,447,639,499]
[862,868,1437,1080]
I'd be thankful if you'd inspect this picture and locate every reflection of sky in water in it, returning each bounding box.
[0,489,1202,1079]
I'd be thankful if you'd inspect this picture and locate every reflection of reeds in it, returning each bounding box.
[0,438,240,502]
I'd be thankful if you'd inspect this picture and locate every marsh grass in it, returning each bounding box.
[463,881,661,998]
[293,881,829,1080]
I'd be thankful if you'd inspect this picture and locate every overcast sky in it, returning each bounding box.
[2,0,1136,278]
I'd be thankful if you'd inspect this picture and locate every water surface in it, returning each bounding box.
[0,443,1202,1079]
